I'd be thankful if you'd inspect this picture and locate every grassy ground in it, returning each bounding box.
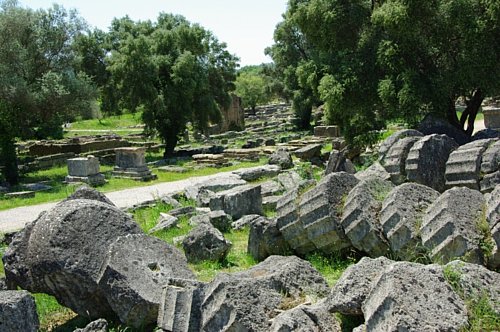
[0,159,265,211]
[64,113,144,138]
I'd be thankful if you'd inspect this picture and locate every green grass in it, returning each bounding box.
[306,252,357,287]
[69,113,143,131]
[0,159,265,211]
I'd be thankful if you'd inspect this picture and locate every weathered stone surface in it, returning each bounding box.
[480,140,500,192]
[209,184,263,219]
[158,279,205,332]
[355,162,390,182]
[74,319,108,332]
[378,129,423,162]
[149,213,179,233]
[200,256,329,331]
[0,278,6,290]
[260,180,283,197]
[112,147,157,181]
[487,186,500,269]
[405,134,458,192]
[0,290,39,332]
[276,189,315,255]
[300,172,359,254]
[168,206,197,218]
[206,210,232,232]
[421,187,486,264]
[445,139,494,190]
[66,156,105,185]
[325,149,355,175]
[263,195,281,210]
[327,257,394,316]
[277,171,304,191]
[232,165,281,181]
[341,179,393,257]
[383,136,421,184]
[160,195,182,208]
[445,260,500,315]
[184,175,246,200]
[231,214,262,230]
[182,223,232,263]
[472,128,500,141]
[2,198,142,319]
[380,183,440,259]
[98,234,194,328]
[63,185,115,205]
[270,300,341,332]
[294,144,322,161]
[363,262,468,331]
[418,114,470,145]
[195,188,216,207]
[248,217,290,261]
[268,148,294,169]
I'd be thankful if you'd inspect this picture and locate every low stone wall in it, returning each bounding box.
[28,138,130,157]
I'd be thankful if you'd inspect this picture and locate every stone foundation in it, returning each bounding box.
[112,147,156,181]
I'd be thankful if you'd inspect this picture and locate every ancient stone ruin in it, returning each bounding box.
[112,147,157,181]
[65,155,106,185]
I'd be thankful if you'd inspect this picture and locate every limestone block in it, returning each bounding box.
[299,172,358,254]
[67,156,100,177]
[405,134,458,192]
[378,129,423,162]
[0,290,39,332]
[341,179,393,257]
[362,262,468,331]
[182,223,232,263]
[209,184,263,219]
[445,139,494,190]
[383,136,420,184]
[380,183,440,259]
[420,187,486,264]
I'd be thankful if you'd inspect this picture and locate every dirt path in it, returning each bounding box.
[0,170,240,233]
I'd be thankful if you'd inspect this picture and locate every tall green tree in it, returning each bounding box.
[269,0,500,146]
[105,14,238,157]
[235,70,267,112]
[0,1,96,184]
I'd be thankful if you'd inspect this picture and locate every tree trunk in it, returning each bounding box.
[446,97,461,129]
[0,137,19,185]
[163,134,178,159]
[461,89,484,136]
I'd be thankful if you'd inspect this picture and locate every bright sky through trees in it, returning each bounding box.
[19,0,288,66]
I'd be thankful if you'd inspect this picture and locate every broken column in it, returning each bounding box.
[65,155,105,185]
[112,147,157,181]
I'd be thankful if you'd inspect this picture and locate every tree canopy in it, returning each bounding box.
[104,14,238,156]
[268,0,500,146]
[0,0,96,184]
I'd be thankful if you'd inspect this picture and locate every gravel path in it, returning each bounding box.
[0,170,240,233]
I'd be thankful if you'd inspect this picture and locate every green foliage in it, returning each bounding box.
[0,2,97,184]
[235,71,268,111]
[464,293,500,332]
[270,0,500,148]
[476,209,494,260]
[105,14,238,156]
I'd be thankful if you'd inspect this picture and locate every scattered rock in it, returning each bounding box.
[472,128,500,140]
[378,129,423,162]
[420,187,486,264]
[209,184,263,219]
[184,175,246,200]
[0,290,39,332]
[232,165,281,181]
[149,213,179,234]
[260,180,283,197]
[270,300,341,332]
[294,144,322,161]
[382,136,421,184]
[341,178,393,257]
[159,195,182,208]
[168,206,196,218]
[380,183,440,260]
[74,319,108,332]
[486,185,500,269]
[2,197,142,319]
[206,210,232,232]
[277,171,304,191]
[248,217,290,261]
[480,140,500,193]
[231,214,262,230]
[63,185,115,206]
[269,148,294,169]
[445,139,494,190]
[262,195,281,210]
[405,134,458,192]
[182,223,232,263]
[418,114,470,145]
[98,234,194,328]
[354,162,391,182]
[325,149,355,175]
[327,257,394,316]
[362,262,468,331]
[445,260,500,315]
